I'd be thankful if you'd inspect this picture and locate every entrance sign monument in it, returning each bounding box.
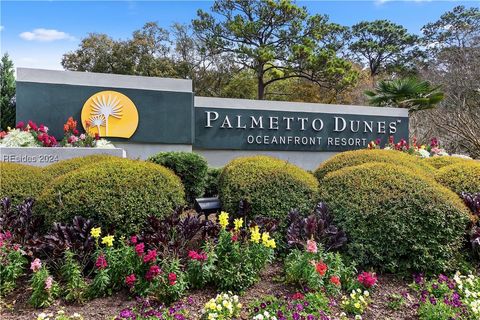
[9,68,409,169]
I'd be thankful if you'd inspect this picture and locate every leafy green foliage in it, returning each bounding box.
[0,53,16,130]
[434,162,480,194]
[29,265,59,308]
[37,159,185,235]
[193,0,357,99]
[203,167,222,197]
[42,154,118,180]
[0,238,27,296]
[148,152,208,204]
[319,162,471,274]
[314,149,434,181]
[0,163,46,205]
[211,228,274,292]
[61,250,87,304]
[349,20,419,79]
[284,247,356,295]
[219,155,319,225]
[365,78,444,113]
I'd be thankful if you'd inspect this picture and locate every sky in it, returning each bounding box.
[1,0,479,71]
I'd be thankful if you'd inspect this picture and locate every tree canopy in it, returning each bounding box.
[0,53,16,130]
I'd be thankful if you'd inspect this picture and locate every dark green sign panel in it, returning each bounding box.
[16,82,193,144]
[194,107,409,151]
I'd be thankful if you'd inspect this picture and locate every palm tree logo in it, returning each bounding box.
[81,90,139,139]
[89,114,106,133]
[90,94,123,136]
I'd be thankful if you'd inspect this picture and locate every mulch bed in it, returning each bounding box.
[1,263,420,320]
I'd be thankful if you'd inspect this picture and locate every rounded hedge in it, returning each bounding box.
[42,154,119,180]
[147,152,208,204]
[204,167,222,197]
[424,156,474,169]
[0,162,46,204]
[219,156,319,222]
[319,162,470,274]
[37,159,185,235]
[314,149,434,181]
[434,162,480,194]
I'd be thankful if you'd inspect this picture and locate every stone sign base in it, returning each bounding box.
[0,147,126,167]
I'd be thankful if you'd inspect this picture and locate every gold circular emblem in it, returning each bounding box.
[81,90,139,138]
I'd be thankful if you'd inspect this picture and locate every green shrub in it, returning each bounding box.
[147,152,208,204]
[37,159,185,235]
[319,162,470,274]
[0,163,46,204]
[219,155,319,223]
[204,167,222,197]
[423,156,475,169]
[43,154,118,179]
[434,162,480,194]
[314,149,434,181]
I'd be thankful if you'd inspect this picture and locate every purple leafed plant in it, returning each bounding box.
[286,202,347,251]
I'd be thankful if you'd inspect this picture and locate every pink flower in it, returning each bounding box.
[16,121,24,129]
[143,249,157,263]
[30,258,42,272]
[125,274,136,287]
[168,273,177,286]
[188,250,208,261]
[79,133,86,140]
[28,120,38,131]
[13,244,20,251]
[135,243,145,256]
[95,254,108,270]
[306,239,318,253]
[45,276,53,290]
[145,265,161,281]
[130,235,138,244]
[357,271,377,288]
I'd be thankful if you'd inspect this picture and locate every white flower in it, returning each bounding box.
[417,148,430,158]
[1,129,38,147]
[95,138,115,149]
[451,153,472,159]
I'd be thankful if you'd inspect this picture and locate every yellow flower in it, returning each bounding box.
[250,226,261,243]
[265,239,276,249]
[233,218,243,231]
[90,227,101,238]
[261,232,270,244]
[101,235,114,247]
[218,211,229,229]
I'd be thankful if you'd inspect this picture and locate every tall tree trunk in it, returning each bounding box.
[257,79,265,100]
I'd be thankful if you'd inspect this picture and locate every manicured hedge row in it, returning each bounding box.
[319,162,470,274]
[148,152,208,204]
[37,159,185,235]
[423,156,474,169]
[314,149,434,181]
[0,162,46,204]
[434,162,480,194]
[42,154,119,179]
[219,155,319,223]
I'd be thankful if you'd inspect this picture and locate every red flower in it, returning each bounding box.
[168,273,177,286]
[125,274,136,287]
[16,121,24,129]
[143,249,157,263]
[145,265,161,281]
[357,271,377,288]
[13,244,20,251]
[95,133,100,140]
[95,254,108,270]
[231,234,238,242]
[315,261,328,276]
[73,129,79,136]
[130,235,138,244]
[0,131,6,139]
[330,275,341,286]
[292,292,305,300]
[28,120,38,131]
[135,243,145,256]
